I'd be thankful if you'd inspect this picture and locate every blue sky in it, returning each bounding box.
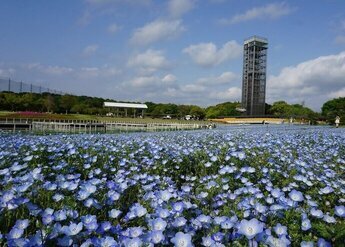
[1,0,345,111]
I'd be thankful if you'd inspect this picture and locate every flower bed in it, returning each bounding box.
[0,126,344,246]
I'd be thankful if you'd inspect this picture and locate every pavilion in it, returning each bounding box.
[104,102,148,117]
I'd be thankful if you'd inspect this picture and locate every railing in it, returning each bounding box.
[0,118,206,134]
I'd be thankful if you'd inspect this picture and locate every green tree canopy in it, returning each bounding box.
[205,102,241,119]
[322,97,345,125]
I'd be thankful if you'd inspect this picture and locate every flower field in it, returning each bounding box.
[0,126,344,246]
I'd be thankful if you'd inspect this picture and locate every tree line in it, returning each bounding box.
[0,91,344,124]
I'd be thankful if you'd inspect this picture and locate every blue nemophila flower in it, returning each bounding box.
[23,155,33,162]
[211,232,225,242]
[335,205,345,217]
[0,191,14,203]
[173,217,187,227]
[99,221,112,233]
[28,230,44,246]
[210,156,217,162]
[7,227,24,239]
[108,209,122,219]
[54,210,67,222]
[213,216,227,225]
[122,237,142,247]
[53,193,64,202]
[14,219,29,230]
[237,218,264,240]
[289,189,304,202]
[301,218,311,231]
[149,218,167,231]
[61,222,83,236]
[323,214,336,223]
[310,208,323,218]
[201,236,215,246]
[204,162,212,168]
[271,188,283,199]
[196,214,211,224]
[319,186,334,195]
[57,236,73,246]
[317,238,331,247]
[42,208,55,225]
[148,230,165,244]
[273,223,287,237]
[181,185,191,193]
[129,227,144,238]
[94,236,118,247]
[155,208,170,218]
[7,238,29,247]
[300,241,314,247]
[266,235,291,247]
[172,202,185,213]
[171,232,193,247]
[158,190,173,202]
[107,191,120,202]
[221,219,234,230]
[81,215,98,231]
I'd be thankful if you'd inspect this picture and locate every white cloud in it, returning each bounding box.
[183,41,241,67]
[181,84,206,93]
[128,49,170,74]
[0,67,16,77]
[162,74,177,83]
[220,2,293,25]
[209,87,241,101]
[43,66,74,75]
[268,51,345,110]
[107,23,121,34]
[126,74,178,89]
[130,19,185,46]
[197,71,239,85]
[82,44,99,56]
[129,76,160,87]
[168,0,195,18]
[328,87,345,98]
[24,63,74,75]
[23,63,120,78]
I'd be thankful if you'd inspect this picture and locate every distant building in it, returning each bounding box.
[241,36,268,116]
[104,102,148,117]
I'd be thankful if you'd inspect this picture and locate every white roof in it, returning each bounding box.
[104,102,148,109]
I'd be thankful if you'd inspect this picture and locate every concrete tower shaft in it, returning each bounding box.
[242,36,268,116]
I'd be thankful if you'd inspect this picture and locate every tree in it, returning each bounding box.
[43,95,57,113]
[60,94,77,114]
[322,97,345,125]
[189,106,205,119]
[270,101,290,117]
[205,102,240,119]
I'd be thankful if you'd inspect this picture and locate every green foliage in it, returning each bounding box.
[145,102,206,119]
[0,92,116,115]
[268,101,319,122]
[2,91,338,124]
[205,102,241,118]
[321,97,345,125]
